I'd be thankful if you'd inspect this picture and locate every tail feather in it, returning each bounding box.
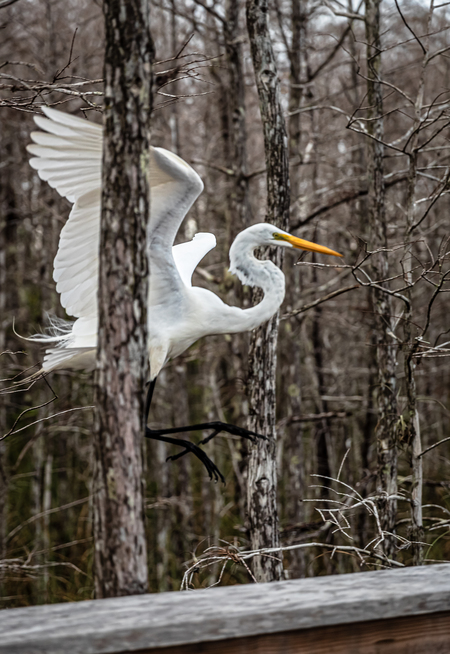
[26,314,74,344]
[42,346,96,371]
[19,314,97,373]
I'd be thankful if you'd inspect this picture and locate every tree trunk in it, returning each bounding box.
[365,0,398,559]
[400,8,438,564]
[169,0,181,155]
[93,0,153,598]
[283,0,307,577]
[225,0,250,236]
[246,0,290,583]
[404,116,424,568]
[288,0,305,207]
[0,163,8,574]
[221,0,251,517]
[312,305,332,495]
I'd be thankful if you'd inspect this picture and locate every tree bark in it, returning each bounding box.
[225,0,250,236]
[0,160,8,570]
[402,17,432,561]
[282,0,307,577]
[221,0,251,516]
[365,0,398,559]
[246,0,290,583]
[94,0,153,598]
[169,0,181,155]
[288,0,305,207]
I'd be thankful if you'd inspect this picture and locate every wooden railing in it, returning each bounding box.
[1,564,450,653]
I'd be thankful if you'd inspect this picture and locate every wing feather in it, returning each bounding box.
[41,106,103,134]
[172,233,216,287]
[28,107,205,369]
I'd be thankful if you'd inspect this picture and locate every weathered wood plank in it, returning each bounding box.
[1,564,450,654]
[136,611,450,654]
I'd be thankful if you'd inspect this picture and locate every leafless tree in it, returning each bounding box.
[93,0,153,597]
[1,0,450,605]
[245,0,290,583]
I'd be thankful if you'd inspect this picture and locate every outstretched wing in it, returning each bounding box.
[28,108,102,320]
[172,233,216,287]
[27,107,204,325]
[146,147,204,308]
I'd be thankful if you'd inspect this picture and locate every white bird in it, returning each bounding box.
[27,107,342,480]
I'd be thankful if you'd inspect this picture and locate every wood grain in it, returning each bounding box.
[1,564,450,653]
[133,611,450,654]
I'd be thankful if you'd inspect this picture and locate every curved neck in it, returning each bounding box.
[224,233,286,333]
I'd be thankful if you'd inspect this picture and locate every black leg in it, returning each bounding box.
[145,378,157,423]
[160,422,266,460]
[144,376,266,482]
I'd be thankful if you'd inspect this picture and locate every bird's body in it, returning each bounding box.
[27,107,341,381]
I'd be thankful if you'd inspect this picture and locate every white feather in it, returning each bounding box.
[27,108,341,378]
[172,233,216,287]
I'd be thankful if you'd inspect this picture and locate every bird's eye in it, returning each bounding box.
[272,233,286,242]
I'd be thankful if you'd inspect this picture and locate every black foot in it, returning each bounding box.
[166,422,266,464]
[145,427,225,483]
[144,378,267,483]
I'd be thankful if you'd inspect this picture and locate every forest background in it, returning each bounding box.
[1,0,450,607]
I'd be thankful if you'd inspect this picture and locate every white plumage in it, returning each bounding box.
[27,108,341,380]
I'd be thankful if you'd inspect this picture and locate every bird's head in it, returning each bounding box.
[243,223,342,258]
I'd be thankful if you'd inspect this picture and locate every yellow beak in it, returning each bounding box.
[284,234,342,258]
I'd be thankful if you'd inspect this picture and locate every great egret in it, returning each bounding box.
[27,107,341,481]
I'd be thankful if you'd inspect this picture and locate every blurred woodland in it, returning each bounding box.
[1,0,450,607]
